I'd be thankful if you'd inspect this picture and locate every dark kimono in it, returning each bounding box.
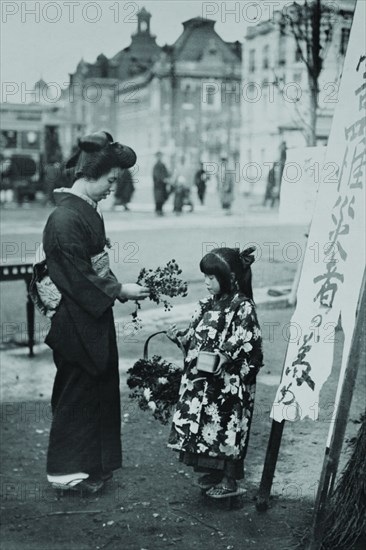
[43,191,122,476]
[168,293,263,479]
[153,160,169,205]
[114,168,134,206]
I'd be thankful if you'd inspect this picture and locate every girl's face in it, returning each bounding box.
[204,274,221,295]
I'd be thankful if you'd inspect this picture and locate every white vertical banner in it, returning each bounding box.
[271,0,366,422]
[279,147,325,226]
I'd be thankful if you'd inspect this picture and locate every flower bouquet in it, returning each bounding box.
[127,353,182,425]
[131,259,188,329]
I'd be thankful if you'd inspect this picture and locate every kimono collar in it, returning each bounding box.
[52,190,106,237]
[54,188,104,219]
[54,187,98,209]
[200,292,247,313]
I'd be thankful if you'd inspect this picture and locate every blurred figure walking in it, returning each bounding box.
[152,151,169,216]
[172,155,194,214]
[263,163,277,208]
[218,156,234,215]
[194,161,208,205]
[263,142,286,208]
[114,167,134,210]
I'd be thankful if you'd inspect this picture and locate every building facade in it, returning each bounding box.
[240,0,355,195]
[62,9,242,183]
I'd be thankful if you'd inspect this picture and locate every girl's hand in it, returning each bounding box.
[167,324,179,341]
[212,352,229,377]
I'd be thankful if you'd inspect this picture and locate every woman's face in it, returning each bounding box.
[204,274,221,295]
[86,168,118,202]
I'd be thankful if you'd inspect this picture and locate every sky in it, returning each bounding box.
[0,0,271,102]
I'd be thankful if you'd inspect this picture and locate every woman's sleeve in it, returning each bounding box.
[44,211,121,319]
[219,301,263,380]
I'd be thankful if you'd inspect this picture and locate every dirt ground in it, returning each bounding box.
[1,304,365,550]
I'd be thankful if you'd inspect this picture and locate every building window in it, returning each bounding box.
[249,49,256,73]
[21,131,40,149]
[340,27,350,55]
[183,85,192,103]
[208,38,218,55]
[247,83,259,101]
[263,45,269,69]
[222,81,238,105]
[295,46,302,62]
[278,33,286,66]
[0,130,18,148]
[205,84,216,105]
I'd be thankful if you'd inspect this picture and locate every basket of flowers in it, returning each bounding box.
[126,331,184,425]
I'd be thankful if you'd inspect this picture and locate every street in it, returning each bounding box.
[1,196,306,332]
[1,203,365,549]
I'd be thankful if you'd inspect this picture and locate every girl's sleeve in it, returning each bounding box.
[171,298,210,353]
[219,301,263,382]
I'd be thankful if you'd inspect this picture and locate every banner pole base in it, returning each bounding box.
[256,419,285,512]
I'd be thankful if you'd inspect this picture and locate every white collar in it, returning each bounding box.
[54,188,103,217]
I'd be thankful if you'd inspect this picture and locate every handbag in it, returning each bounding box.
[196,350,222,375]
[29,245,111,318]
[196,307,238,375]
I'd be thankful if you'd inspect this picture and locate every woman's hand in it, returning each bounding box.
[217,351,229,366]
[119,284,149,301]
[166,323,179,341]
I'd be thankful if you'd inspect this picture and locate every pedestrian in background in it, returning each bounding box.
[167,247,263,499]
[39,131,149,494]
[114,167,134,210]
[194,161,208,205]
[152,151,169,216]
[263,142,286,208]
[218,156,234,214]
[173,154,194,214]
[263,163,276,208]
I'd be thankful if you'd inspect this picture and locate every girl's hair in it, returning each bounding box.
[200,247,256,299]
[65,131,136,182]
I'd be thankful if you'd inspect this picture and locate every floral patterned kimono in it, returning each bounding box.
[168,292,263,479]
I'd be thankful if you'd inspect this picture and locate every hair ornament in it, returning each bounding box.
[66,131,114,168]
[78,131,114,153]
[65,131,136,170]
[239,246,256,267]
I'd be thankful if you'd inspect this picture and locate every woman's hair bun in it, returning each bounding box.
[239,246,256,266]
[78,131,113,153]
[65,130,136,172]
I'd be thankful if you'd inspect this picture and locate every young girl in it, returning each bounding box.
[167,247,263,498]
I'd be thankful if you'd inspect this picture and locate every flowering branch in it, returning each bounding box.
[131,259,188,329]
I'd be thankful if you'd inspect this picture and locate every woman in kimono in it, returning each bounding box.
[167,247,263,498]
[42,131,149,494]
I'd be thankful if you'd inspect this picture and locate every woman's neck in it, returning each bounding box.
[72,178,90,198]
